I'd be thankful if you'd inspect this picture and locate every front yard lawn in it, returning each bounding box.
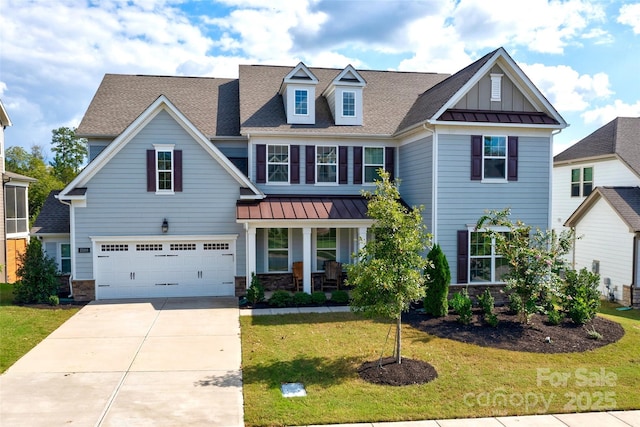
[241,302,640,427]
[0,283,80,373]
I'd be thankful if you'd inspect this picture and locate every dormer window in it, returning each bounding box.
[280,62,318,125]
[491,73,503,102]
[294,89,308,115]
[323,65,366,126]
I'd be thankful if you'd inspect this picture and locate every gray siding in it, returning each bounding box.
[88,140,111,162]
[398,136,433,232]
[73,110,246,278]
[436,133,551,278]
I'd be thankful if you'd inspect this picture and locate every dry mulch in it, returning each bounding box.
[358,357,438,386]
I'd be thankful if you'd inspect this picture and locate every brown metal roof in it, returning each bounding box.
[237,195,370,221]
[438,109,559,125]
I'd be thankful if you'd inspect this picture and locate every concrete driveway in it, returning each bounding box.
[0,297,243,426]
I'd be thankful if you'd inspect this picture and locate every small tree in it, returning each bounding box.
[476,208,572,323]
[14,239,59,304]
[561,268,600,324]
[347,170,431,364]
[423,244,450,317]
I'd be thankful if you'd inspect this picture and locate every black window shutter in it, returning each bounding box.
[353,146,363,184]
[256,144,266,183]
[339,146,348,184]
[306,145,315,184]
[508,136,518,181]
[290,145,300,184]
[385,147,395,179]
[457,230,469,283]
[146,150,155,192]
[471,135,482,180]
[174,150,183,192]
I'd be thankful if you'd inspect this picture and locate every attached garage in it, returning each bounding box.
[91,236,237,299]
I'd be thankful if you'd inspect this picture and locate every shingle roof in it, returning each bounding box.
[598,187,640,231]
[554,117,640,173]
[32,190,70,234]
[238,65,450,136]
[76,74,240,138]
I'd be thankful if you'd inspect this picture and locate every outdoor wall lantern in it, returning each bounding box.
[162,218,169,233]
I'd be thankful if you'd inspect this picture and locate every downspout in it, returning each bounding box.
[58,198,74,298]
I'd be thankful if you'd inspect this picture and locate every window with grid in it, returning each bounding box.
[469,231,510,283]
[316,146,337,183]
[571,167,593,197]
[483,136,507,179]
[5,186,28,234]
[267,145,289,183]
[342,91,355,117]
[316,228,337,270]
[60,243,71,274]
[267,228,288,272]
[364,147,384,183]
[294,89,308,115]
[157,150,173,191]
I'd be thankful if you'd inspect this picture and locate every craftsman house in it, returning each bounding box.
[553,117,640,305]
[49,47,566,300]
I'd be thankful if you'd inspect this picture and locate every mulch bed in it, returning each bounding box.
[404,306,625,354]
[358,357,438,386]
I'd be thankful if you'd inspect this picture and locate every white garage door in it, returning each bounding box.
[94,238,236,299]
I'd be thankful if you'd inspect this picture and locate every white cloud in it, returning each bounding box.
[618,3,640,34]
[521,63,612,112]
[581,99,640,125]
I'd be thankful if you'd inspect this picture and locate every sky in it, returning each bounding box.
[1,0,639,160]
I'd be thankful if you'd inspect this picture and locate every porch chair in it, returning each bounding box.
[322,260,342,291]
[292,261,303,292]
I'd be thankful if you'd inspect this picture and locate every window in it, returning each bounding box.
[342,91,355,117]
[483,136,507,179]
[316,228,337,269]
[5,186,28,235]
[294,89,308,115]
[364,147,384,183]
[268,228,288,272]
[469,231,509,283]
[316,146,337,183]
[571,167,593,197]
[60,243,71,274]
[267,145,289,183]
[156,148,173,192]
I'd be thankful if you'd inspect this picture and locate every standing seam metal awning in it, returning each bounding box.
[236,195,370,221]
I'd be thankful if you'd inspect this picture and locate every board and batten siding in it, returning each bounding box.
[398,135,433,233]
[573,198,633,301]
[436,133,551,281]
[73,110,246,279]
[552,159,640,234]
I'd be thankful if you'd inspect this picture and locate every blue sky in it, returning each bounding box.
[1,0,639,158]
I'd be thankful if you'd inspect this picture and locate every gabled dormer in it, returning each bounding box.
[322,65,366,126]
[279,62,318,125]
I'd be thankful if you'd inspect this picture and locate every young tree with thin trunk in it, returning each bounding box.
[347,170,431,364]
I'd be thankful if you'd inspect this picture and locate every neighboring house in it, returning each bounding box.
[53,47,566,301]
[1,99,36,283]
[553,117,640,305]
[32,190,71,275]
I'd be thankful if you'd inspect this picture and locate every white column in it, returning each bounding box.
[357,227,368,254]
[303,227,312,293]
[246,225,256,289]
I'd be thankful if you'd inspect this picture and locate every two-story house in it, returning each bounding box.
[51,47,566,301]
[553,117,640,305]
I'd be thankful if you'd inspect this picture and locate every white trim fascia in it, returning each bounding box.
[90,234,239,243]
[279,62,319,94]
[241,130,394,140]
[0,99,12,127]
[60,95,264,199]
[34,233,70,239]
[236,219,373,228]
[553,154,617,167]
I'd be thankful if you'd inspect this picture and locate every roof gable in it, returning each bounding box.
[0,99,11,127]
[61,95,263,199]
[565,186,640,232]
[32,190,69,235]
[281,62,319,88]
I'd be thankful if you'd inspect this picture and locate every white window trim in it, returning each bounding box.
[342,91,356,117]
[59,242,71,274]
[315,145,338,185]
[468,225,509,284]
[154,144,175,195]
[294,89,309,116]
[266,144,290,184]
[481,135,508,183]
[266,227,291,273]
[313,228,339,271]
[363,146,385,185]
[5,184,29,237]
[570,166,593,198]
[490,73,503,102]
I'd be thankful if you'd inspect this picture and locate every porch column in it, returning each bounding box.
[303,227,312,293]
[246,225,256,289]
[357,227,368,254]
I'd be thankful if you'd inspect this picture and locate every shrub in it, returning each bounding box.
[423,244,450,317]
[547,308,562,325]
[477,288,495,315]
[330,290,350,305]
[586,326,603,340]
[246,273,265,306]
[268,290,293,307]
[450,289,472,325]
[293,292,313,306]
[508,293,523,315]
[311,291,327,305]
[13,239,59,304]
[485,313,499,327]
[47,295,60,306]
[561,268,600,325]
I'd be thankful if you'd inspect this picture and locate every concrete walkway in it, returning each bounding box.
[0,297,242,427]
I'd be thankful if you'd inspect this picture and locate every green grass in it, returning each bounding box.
[241,303,640,427]
[0,283,80,373]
